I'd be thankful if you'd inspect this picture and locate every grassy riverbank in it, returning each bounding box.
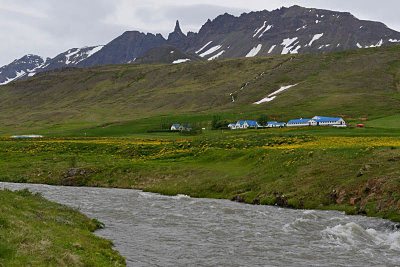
[1,128,399,222]
[0,189,125,266]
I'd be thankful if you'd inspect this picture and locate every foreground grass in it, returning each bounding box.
[1,130,399,223]
[0,189,125,266]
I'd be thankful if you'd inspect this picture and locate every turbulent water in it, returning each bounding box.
[1,182,399,267]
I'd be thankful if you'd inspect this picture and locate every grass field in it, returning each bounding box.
[0,189,125,266]
[0,45,400,136]
[1,130,399,222]
[367,114,400,129]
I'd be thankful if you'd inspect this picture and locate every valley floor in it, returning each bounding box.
[1,127,400,223]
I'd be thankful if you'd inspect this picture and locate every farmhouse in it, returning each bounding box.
[170,124,180,130]
[312,116,346,126]
[235,120,260,129]
[179,123,192,131]
[287,116,346,127]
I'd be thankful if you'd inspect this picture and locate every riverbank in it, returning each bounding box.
[1,131,400,222]
[0,188,125,266]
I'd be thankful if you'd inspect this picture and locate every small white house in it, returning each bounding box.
[171,124,180,130]
[235,120,259,129]
[179,123,192,131]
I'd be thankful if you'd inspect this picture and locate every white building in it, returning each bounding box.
[312,116,346,126]
[287,118,316,127]
[171,124,180,130]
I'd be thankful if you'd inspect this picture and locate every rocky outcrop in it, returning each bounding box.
[167,20,188,50]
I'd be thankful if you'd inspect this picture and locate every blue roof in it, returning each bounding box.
[313,116,342,122]
[172,124,180,127]
[288,119,311,124]
[245,120,259,126]
[267,121,277,124]
[237,120,245,125]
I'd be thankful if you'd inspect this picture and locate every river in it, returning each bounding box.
[1,182,399,266]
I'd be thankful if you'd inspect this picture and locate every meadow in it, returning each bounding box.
[1,127,399,222]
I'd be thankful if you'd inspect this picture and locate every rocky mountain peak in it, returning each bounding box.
[167,20,187,50]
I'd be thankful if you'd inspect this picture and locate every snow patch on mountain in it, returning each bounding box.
[357,43,363,48]
[208,50,225,60]
[86,46,104,59]
[281,37,299,54]
[254,84,298,104]
[65,46,104,65]
[246,44,262,57]
[308,33,324,46]
[389,39,400,43]
[268,84,298,97]
[296,25,307,31]
[196,41,213,54]
[0,70,26,85]
[199,45,222,57]
[268,45,276,53]
[253,21,268,37]
[65,49,81,65]
[258,25,273,38]
[254,96,276,104]
[291,45,302,54]
[365,39,383,48]
[173,59,190,64]
[318,44,331,49]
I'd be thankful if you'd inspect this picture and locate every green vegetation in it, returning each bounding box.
[0,45,400,262]
[0,189,125,266]
[1,130,399,222]
[1,45,400,136]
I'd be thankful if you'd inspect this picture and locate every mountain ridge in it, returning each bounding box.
[1,5,400,85]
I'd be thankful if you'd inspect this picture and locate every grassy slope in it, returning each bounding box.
[0,189,125,266]
[0,45,399,136]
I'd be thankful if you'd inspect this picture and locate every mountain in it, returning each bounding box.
[42,46,104,71]
[0,46,103,85]
[0,55,46,85]
[184,5,400,60]
[78,32,167,67]
[2,5,400,85]
[135,45,203,64]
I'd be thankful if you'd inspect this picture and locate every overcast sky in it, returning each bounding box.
[1,0,400,66]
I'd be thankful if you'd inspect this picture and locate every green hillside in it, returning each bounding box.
[0,45,399,136]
